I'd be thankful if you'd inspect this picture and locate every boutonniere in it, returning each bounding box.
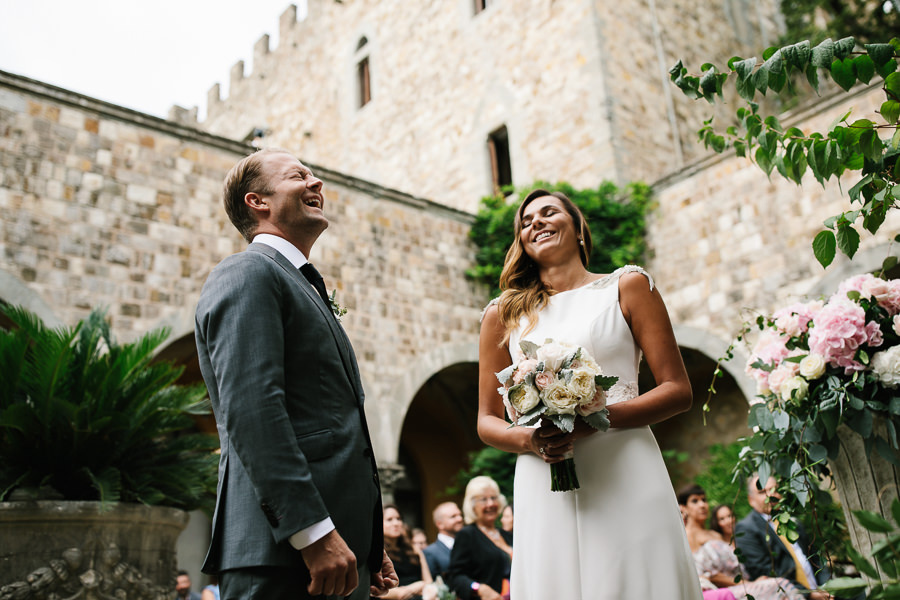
[329,290,348,320]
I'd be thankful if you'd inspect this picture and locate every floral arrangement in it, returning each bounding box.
[737,272,900,520]
[496,339,616,491]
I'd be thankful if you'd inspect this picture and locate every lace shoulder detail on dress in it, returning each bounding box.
[587,265,655,291]
[607,381,639,405]
[480,297,500,323]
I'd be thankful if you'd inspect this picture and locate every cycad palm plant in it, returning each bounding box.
[0,305,218,511]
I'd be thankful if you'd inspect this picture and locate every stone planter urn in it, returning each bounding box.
[829,423,900,581]
[0,501,189,600]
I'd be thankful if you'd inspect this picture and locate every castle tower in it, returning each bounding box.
[200,0,780,212]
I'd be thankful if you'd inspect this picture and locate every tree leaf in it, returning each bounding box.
[887,72,900,100]
[811,39,834,68]
[755,146,774,176]
[805,63,820,93]
[813,230,836,267]
[833,36,856,61]
[859,128,884,162]
[866,43,896,68]
[854,509,894,533]
[892,497,900,527]
[807,444,828,463]
[882,100,900,125]
[821,577,868,597]
[831,58,856,91]
[853,54,875,84]
[877,58,899,80]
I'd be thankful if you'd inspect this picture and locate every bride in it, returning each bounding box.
[477,189,702,599]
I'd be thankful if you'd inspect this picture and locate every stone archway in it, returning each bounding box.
[645,326,756,488]
[391,361,482,536]
[0,270,63,330]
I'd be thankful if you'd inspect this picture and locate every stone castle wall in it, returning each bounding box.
[198,0,780,213]
[649,84,898,347]
[0,71,486,460]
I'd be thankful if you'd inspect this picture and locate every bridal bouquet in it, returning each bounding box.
[496,339,617,491]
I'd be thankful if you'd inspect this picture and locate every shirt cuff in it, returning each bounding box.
[288,518,335,550]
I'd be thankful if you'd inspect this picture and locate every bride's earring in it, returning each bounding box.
[578,238,584,246]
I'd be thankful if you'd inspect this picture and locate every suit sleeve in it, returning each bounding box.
[197,256,329,543]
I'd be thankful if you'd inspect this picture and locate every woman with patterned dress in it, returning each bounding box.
[477,189,702,599]
[680,485,802,600]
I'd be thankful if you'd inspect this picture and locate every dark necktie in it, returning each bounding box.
[299,262,331,308]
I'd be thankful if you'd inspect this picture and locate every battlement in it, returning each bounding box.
[200,3,300,121]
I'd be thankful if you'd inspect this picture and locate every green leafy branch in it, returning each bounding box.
[823,499,900,599]
[670,37,900,268]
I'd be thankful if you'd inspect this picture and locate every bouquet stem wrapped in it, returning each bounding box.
[497,339,617,492]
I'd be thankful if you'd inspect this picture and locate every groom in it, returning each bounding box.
[195,149,397,600]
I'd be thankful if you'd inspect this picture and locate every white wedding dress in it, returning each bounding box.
[506,266,702,599]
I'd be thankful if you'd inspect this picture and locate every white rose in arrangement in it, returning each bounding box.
[541,380,580,414]
[767,364,795,396]
[871,346,900,389]
[536,341,577,372]
[799,354,827,380]
[894,314,900,336]
[508,382,541,413]
[568,368,598,402]
[780,376,809,404]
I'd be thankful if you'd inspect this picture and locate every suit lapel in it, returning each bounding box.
[247,244,364,402]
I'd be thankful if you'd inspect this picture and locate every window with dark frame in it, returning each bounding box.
[487,125,512,195]
[474,0,489,14]
[357,56,371,108]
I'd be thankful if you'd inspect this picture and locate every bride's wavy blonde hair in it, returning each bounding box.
[496,189,592,344]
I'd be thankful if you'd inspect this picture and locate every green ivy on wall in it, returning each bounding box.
[466,181,655,298]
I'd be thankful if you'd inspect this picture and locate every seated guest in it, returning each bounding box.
[412,527,428,552]
[679,484,802,600]
[375,504,433,600]
[500,503,513,534]
[710,504,736,547]
[447,476,512,600]
[735,476,846,600]
[423,501,464,580]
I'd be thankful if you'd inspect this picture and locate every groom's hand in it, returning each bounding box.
[300,530,358,597]
[370,549,399,596]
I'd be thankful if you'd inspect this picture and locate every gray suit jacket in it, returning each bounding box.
[195,243,382,574]
[423,539,451,579]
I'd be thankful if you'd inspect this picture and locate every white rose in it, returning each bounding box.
[568,368,598,402]
[536,341,578,372]
[871,346,900,389]
[894,315,900,336]
[799,354,827,380]
[541,380,579,415]
[508,382,541,414]
[767,364,794,396]
[780,376,809,404]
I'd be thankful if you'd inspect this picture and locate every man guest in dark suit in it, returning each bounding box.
[195,149,398,600]
[423,502,464,580]
[734,475,833,600]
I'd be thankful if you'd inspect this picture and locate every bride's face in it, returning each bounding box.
[519,196,580,266]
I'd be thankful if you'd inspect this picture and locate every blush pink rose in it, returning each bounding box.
[808,299,868,373]
[576,388,608,416]
[512,359,539,385]
[534,371,555,390]
[767,363,796,396]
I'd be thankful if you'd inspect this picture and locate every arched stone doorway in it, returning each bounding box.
[393,362,482,537]
[642,347,751,488]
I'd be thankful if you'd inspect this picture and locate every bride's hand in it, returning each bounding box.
[532,423,572,462]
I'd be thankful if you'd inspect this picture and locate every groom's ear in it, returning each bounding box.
[245,192,268,213]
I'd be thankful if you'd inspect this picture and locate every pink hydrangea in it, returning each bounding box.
[834,274,900,316]
[746,329,790,386]
[808,298,869,374]
[773,300,823,337]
